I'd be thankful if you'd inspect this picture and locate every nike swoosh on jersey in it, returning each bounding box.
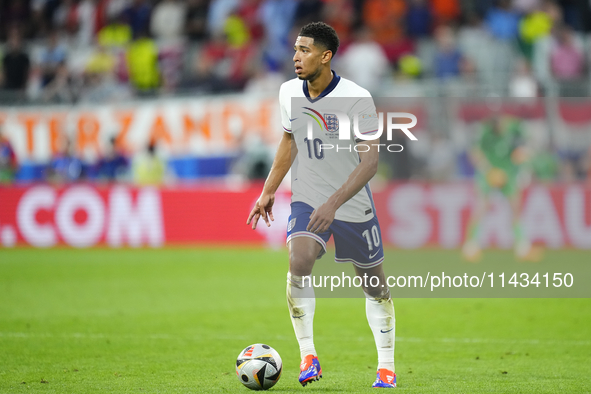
[380,327,394,333]
[369,250,380,259]
[289,118,298,122]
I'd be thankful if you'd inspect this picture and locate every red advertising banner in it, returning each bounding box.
[0,183,590,248]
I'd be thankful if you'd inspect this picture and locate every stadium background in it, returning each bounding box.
[1,0,591,392]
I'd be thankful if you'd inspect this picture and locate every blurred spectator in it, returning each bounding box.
[150,0,187,91]
[406,0,433,39]
[106,0,131,20]
[96,16,132,85]
[189,23,254,92]
[458,13,497,84]
[322,0,355,43]
[151,0,186,42]
[363,0,406,47]
[160,46,185,91]
[126,31,160,93]
[398,54,422,78]
[1,0,32,39]
[42,60,77,102]
[188,32,229,91]
[509,58,538,97]
[30,0,54,38]
[123,0,152,38]
[364,0,415,64]
[80,44,131,102]
[433,25,466,80]
[518,3,553,60]
[185,0,210,41]
[237,0,264,42]
[98,136,129,181]
[207,0,239,35]
[485,0,520,41]
[77,0,99,46]
[513,0,541,13]
[48,138,83,183]
[294,0,324,27]
[1,30,30,92]
[0,127,17,184]
[431,0,460,24]
[133,141,166,185]
[541,0,563,22]
[519,6,553,45]
[226,44,257,90]
[53,0,82,39]
[549,24,585,81]
[337,27,389,94]
[39,30,67,87]
[531,2,567,86]
[98,15,133,48]
[224,10,250,49]
[259,0,297,71]
[95,0,110,33]
[558,0,582,30]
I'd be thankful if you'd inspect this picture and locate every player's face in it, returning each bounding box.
[293,36,329,81]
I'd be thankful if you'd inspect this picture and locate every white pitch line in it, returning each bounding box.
[1,332,589,346]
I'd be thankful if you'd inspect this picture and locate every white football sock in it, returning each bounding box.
[365,294,395,372]
[286,271,316,360]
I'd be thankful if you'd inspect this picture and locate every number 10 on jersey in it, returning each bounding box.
[304,137,324,160]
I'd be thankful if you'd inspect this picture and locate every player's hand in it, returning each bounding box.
[307,203,336,234]
[246,193,275,230]
[486,167,508,188]
[511,147,529,164]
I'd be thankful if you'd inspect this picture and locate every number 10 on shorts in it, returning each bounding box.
[362,225,380,251]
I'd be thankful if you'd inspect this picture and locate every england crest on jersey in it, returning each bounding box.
[325,114,339,132]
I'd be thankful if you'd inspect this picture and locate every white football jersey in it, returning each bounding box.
[279,71,380,222]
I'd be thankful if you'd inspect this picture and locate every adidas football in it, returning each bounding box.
[236,344,282,390]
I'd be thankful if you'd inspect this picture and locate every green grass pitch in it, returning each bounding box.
[1,248,590,393]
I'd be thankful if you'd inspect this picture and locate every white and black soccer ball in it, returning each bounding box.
[236,344,282,390]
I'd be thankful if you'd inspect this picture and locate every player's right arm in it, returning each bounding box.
[246,131,294,229]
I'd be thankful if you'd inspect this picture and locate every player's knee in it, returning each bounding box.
[289,251,316,276]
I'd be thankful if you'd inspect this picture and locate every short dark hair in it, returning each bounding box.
[299,22,340,57]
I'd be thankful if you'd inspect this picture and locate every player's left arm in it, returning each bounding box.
[307,142,379,234]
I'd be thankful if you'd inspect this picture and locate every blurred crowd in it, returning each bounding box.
[1,0,591,186]
[1,0,591,103]
[0,126,171,184]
